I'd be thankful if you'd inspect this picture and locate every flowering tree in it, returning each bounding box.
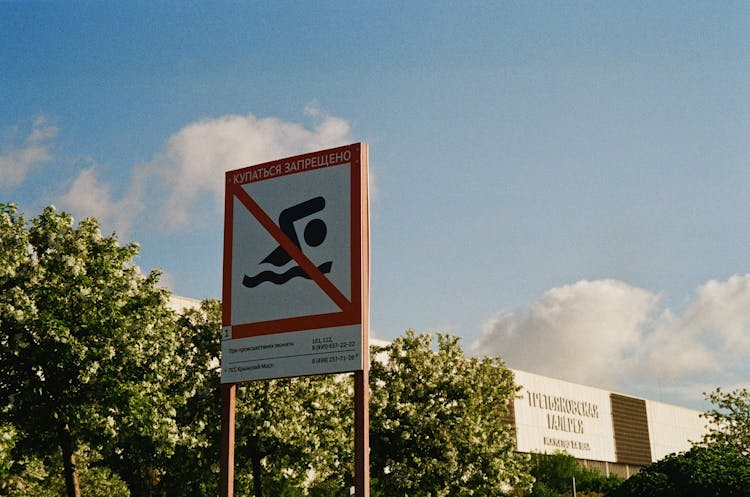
[165,298,354,497]
[369,330,532,496]
[701,387,750,455]
[0,204,186,497]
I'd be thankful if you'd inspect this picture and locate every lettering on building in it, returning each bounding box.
[526,390,600,450]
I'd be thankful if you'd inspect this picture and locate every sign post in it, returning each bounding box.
[220,143,369,497]
[219,383,235,497]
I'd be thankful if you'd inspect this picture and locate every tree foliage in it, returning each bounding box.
[609,445,750,497]
[370,330,532,497]
[0,204,186,497]
[526,452,621,497]
[701,387,750,455]
[1,437,129,497]
[235,374,353,497]
[159,298,223,497]
[166,299,354,497]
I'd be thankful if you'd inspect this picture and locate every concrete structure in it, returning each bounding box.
[508,369,708,477]
[167,295,202,314]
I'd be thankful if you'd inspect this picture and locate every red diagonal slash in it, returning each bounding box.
[232,184,353,313]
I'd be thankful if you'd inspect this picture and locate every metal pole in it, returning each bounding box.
[220,383,236,497]
[354,369,370,497]
[571,476,576,497]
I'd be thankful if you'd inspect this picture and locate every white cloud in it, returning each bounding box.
[474,275,750,403]
[637,275,750,379]
[57,108,352,236]
[475,280,657,386]
[0,116,58,189]
[57,164,141,236]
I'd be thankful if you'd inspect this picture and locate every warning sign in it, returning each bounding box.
[221,143,369,382]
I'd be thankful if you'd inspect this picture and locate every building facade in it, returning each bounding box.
[508,369,708,477]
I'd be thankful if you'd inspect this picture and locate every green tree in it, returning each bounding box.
[369,330,532,497]
[701,387,750,455]
[0,204,186,497]
[1,439,129,497]
[609,445,750,497]
[234,374,353,497]
[526,452,621,497]
[0,424,15,492]
[167,298,353,497]
[159,298,223,497]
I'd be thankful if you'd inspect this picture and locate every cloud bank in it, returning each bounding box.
[57,106,352,237]
[473,276,750,406]
[0,116,57,189]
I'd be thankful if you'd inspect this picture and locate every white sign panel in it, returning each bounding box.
[221,143,369,382]
[221,325,362,383]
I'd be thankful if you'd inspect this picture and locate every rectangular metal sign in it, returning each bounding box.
[221,143,369,382]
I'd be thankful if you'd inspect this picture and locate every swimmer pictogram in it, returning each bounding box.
[242,196,332,288]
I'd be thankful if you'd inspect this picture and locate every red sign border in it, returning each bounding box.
[222,143,369,340]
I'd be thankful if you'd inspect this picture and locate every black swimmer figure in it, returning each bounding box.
[243,196,332,288]
[261,196,327,266]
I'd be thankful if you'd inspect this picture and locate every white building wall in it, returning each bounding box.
[646,400,708,460]
[168,295,202,314]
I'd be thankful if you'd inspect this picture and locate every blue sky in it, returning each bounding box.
[2,1,749,409]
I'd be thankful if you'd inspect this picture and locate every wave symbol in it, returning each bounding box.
[243,261,333,288]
